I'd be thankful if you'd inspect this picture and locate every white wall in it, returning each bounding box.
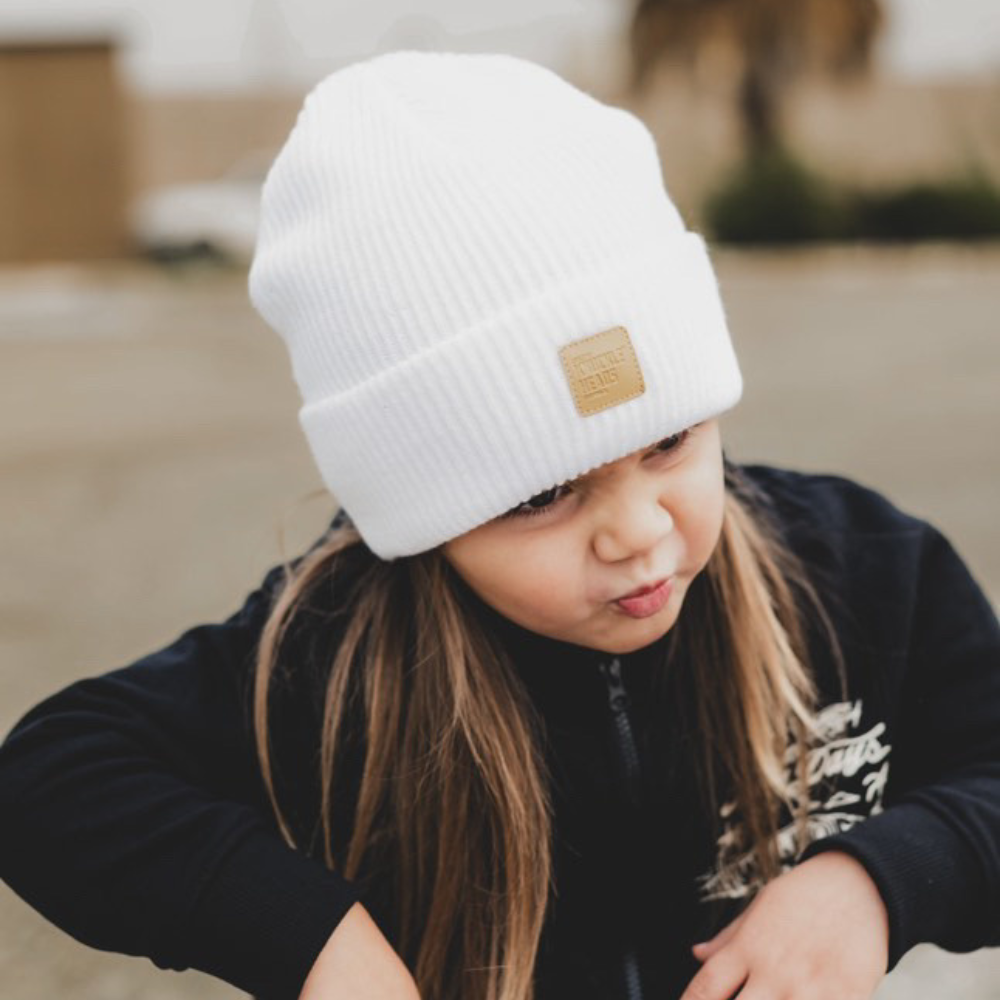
[0,0,997,93]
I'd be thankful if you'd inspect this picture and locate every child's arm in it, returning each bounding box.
[299,903,420,1000]
[680,849,888,1000]
[684,520,1000,998]
[0,562,393,1000]
[793,522,1000,964]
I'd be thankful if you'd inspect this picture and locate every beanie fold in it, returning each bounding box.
[300,231,741,560]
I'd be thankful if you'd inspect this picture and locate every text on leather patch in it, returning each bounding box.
[558,326,645,416]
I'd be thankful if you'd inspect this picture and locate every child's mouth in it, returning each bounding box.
[614,578,673,618]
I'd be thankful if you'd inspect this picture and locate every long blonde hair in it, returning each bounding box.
[253,459,847,1000]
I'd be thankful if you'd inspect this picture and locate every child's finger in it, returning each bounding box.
[677,954,748,1000]
[692,910,745,960]
[724,985,768,1000]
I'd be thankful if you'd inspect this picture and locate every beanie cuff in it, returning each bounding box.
[299,230,741,560]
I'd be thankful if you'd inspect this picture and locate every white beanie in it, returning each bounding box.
[249,50,742,561]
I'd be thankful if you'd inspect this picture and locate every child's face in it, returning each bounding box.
[442,419,725,655]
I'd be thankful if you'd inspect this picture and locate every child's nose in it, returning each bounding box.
[591,487,675,562]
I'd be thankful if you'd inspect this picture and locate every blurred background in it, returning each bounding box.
[1,1,998,997]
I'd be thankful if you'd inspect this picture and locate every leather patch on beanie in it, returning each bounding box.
[559,326,646,416]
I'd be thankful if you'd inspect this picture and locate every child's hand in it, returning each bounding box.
[680,850,888,1000]
[299,902,421,1000]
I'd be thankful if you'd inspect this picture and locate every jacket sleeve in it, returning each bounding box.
[0,562,361,1000]
[799,521,1000,972]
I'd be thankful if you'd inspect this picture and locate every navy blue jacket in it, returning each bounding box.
[2,462,999,999]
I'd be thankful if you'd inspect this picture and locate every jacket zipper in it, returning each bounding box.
[597,656,646,1000]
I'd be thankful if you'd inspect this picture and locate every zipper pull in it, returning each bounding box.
[597,656,643,807]
[598,657,631,714]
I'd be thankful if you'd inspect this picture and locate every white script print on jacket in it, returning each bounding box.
[697,697,893,902]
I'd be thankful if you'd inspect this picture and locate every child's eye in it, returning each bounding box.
[652,428,692,455]
[501,482,574,520]
[498,427,695,520]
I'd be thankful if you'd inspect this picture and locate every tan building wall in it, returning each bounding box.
[128,92,303,192]
[0,40,130,262]
[125,71,1000,230]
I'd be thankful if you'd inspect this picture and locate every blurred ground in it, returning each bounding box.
[1,245,998,998]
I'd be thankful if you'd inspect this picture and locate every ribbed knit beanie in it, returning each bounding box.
[249,50,742,561]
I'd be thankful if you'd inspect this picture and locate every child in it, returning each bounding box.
[2,50,999,1000]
